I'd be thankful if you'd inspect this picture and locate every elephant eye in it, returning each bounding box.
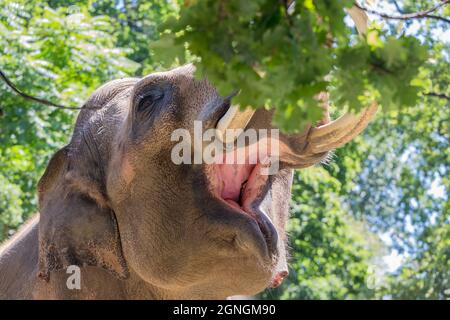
[131,84,171,139]
[137,89,165,114]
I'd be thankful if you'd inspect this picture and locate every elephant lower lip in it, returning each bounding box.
[221,196,278,258]
[212,162,278,257]
[224,199,241,210]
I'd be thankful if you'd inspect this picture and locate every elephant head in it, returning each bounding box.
[37,64,376,299]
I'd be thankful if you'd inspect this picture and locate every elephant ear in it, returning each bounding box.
[37,147,129,281]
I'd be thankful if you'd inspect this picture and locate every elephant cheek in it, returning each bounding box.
[121,155,136,186]
[107,154,136,205]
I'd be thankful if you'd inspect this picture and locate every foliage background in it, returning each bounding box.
[0,0,448,299]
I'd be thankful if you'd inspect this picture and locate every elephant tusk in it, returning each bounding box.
[305,4,376,154]
[306,102,378,154]
[216,105,255,143]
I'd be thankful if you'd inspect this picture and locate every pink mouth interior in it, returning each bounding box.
[212,147,287,288]
[217,163,256,210]
[213,148,270,216]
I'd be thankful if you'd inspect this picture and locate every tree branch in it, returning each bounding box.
[0,69,97,110]
[424,92,450,101]
[355,1,450,24]
[391,0,404,14]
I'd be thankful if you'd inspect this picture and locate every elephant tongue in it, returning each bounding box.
[216,141,274,213]
[219,162,255,207]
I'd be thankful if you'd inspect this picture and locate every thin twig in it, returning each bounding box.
[391,0,404,14]
[424,92,450,101]
[0,69,97,110]
[355,1,450,24]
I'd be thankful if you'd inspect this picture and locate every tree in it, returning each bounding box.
[0,0,140,237]
[150,0,434,131]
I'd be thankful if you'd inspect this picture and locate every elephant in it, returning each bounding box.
[0,64,377,299]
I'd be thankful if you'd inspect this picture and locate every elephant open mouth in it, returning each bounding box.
[193,72,377,290]
[204,98,378,263]
[211,159,279,258]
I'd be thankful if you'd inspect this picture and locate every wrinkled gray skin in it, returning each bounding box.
[0,65,328,299]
